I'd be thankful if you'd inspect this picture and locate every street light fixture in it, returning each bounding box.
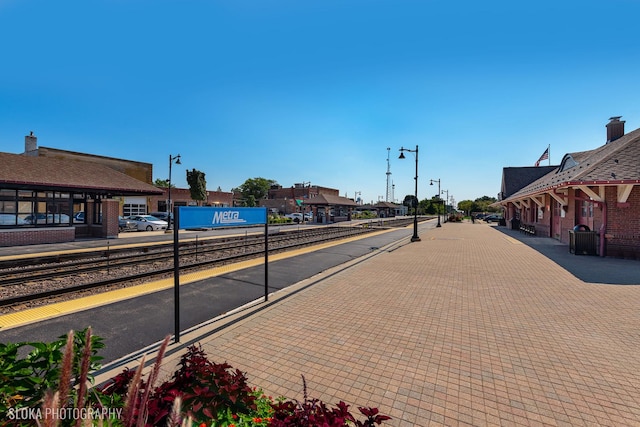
[300,181,311,223]
[442,189,449,222]
[166,154,181,232]
[430,179,441,227]
[399,145,420,242]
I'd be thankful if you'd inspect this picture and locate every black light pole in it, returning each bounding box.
[166,154,181,232]
[399,145,420,242]
[430,179,441,227]
[301,181,311,223]
[442,189,449,222]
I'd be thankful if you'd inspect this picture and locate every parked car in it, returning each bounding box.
[149,212,173,224]
[126,215,168,231]
[118,216,138,232]
[285,213,304,223]
[304,212,313,222]
[24,213,71,225]
[73,212,85,223]
[483,214,503,223]
[0,214,27,225]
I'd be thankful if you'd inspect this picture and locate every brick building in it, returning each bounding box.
[261,183,336,215]
[147,187,234,213]
[261,183,359,222]
[0,149,162,246]
[496,117,640,259]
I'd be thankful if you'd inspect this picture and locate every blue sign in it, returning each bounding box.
[177,207,267,229]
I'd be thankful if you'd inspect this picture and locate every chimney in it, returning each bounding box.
[606,116,625,143]
[24,131,38,155]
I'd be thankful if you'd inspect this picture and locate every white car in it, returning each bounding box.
[0,214,27,225]
[127,215,168,231]
[285,213,304,223]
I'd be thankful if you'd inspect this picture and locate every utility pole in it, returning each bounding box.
[386,147,392,202]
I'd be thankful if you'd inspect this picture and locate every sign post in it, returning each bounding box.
[173,207,268,343]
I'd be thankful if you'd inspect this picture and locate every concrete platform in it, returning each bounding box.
[95,221,640,426]
[3,220,640,425]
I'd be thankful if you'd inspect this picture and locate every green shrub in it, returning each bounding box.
[1,328,103,417]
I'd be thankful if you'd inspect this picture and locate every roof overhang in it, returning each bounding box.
[495,180,640,207]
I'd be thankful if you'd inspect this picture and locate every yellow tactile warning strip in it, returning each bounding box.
[0,228,395,330]
[503,235,523,244]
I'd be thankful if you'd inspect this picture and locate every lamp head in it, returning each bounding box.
[430,181,433,186]
[399,152,406,159]
[175,155,182,165]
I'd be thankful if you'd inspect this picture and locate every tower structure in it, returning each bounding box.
[385,147,392,202]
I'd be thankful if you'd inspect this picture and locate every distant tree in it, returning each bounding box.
[154,178,173,188]
[186,169,207,206]
[429,196,445,214]
[402,194,417,208]
[233,178,277,207]
[474,196,499,213]
[457,200,474,215]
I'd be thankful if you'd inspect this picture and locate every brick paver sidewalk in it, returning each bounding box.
[160,222,640,426]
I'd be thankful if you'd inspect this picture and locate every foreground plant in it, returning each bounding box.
[269,376,391,427]
[4,328,390,426]
[0,327,103,418]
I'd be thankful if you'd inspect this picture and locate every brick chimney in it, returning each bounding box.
[606,116,625,143]
[24,131,38,155]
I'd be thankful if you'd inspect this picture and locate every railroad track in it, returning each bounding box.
[0,221,416,309]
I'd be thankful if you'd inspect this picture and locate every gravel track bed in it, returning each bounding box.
[0,231,361,314]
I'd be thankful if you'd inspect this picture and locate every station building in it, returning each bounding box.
[262,183,359,223]
[496,117,640,259]
[0,132,162,246]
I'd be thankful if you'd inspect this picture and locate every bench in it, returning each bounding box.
[519,224,536,236]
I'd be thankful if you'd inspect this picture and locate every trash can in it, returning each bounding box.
[511,218,520,230]
[569,229,598,255]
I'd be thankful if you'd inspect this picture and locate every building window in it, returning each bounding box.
[123,203,147,217]
[0,189,72,227]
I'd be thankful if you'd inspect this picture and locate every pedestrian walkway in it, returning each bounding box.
[98,222,640,426]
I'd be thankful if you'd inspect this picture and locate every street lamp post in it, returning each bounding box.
[301,181,311,223]
[430,179,441,227]
[399,145,420,242]
[166,154,181,232]
[442,189,449,222]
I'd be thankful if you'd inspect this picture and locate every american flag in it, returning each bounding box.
[535,147,549,166]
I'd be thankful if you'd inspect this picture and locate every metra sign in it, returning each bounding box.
[177,207,266,229]
[212,210,243,225]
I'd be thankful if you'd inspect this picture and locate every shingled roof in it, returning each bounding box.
[0,153,163,195]
[501,166,558,199]
[303,193,357,206]
[505,127,640,201]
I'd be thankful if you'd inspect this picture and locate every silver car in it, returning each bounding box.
[127,215,168,231]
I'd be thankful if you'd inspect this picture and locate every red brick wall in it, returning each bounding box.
[0,228,75,247]
[604,186,640,259]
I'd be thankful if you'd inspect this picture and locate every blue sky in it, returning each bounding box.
[2,1,640,206]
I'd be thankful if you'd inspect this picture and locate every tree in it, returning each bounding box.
[474,196,499,214]
[154,178,174,188]
[233,178,277,207]
[186,169,207,206]
[402,194,417,208]
[457,200,474,216]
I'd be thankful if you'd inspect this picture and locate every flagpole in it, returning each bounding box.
[548,144,551,166]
